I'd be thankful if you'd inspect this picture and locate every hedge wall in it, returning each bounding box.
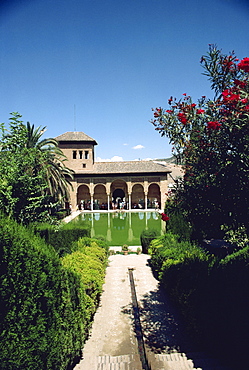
[149,233,249,365]
[140,228,160,254]
[205,247,249,362]
[62,237,108,323]
[0,217,108,370]
[149,233,210,332]
[33,220,90,256]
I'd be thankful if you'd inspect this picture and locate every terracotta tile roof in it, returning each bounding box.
[55,131,97,144]
[75,160,171,175]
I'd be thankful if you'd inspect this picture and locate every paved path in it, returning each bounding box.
[74,255,233,370]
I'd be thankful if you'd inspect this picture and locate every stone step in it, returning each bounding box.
[75,352,230,370]
[98,355,137,363]
[97,363,131,370]
[98,354,142,370]
[152,352,196,369]
[152,352,230,370]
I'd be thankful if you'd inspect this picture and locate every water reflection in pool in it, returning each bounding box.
[73,211,165,246]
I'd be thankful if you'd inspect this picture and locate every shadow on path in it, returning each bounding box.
[122,274,234,370]
[138,287,196,354]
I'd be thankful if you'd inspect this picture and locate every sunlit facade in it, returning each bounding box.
[56,132,171,211]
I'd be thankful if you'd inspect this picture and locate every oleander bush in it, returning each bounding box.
[152,46,249,241]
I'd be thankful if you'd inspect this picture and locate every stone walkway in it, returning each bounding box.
[73,255,233,370]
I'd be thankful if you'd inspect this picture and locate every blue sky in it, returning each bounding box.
[1,0,249,161]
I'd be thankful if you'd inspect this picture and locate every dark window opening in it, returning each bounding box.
[82,163,86,168]
[73,150,77,159]
[79,150,83,159]
[85,151,89,159]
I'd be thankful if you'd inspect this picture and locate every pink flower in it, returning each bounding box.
[238,57,249,72]
[222,89,240,104]
[207,121,222,130]
[222,56,234,70]
[234,79,247,88]
[153,107,162,118]
[161,213,170,222]
[177,112,187,124]
[196,109,205,114]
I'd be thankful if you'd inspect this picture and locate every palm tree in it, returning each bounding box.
[0,113,74,222]
[25,121,74,200]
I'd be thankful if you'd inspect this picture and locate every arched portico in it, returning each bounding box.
[148,183,161,209]
[112,188,125,208]
[93,184,108,210]
[110,180,128,209]
[77,184,91,210]
[131,183,145,209]
[74,179,165,211]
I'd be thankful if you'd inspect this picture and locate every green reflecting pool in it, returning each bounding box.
[72,211,165,246]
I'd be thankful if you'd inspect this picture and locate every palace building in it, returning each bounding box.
[56,131,173,211]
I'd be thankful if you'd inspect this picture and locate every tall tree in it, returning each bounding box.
[152,45,249,240]
[24,120,74,199]
[0,113,74,223]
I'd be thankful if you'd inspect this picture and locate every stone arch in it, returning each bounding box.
[131,183,145,209]
[113,188,125,200]
[93,184,108,210]
[111,179,128,209]
[148,183,161,208]
[77,184,91,210]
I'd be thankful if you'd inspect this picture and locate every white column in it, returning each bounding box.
[91,194,94,211]
[128,193,131,210]
[145,193,148,210]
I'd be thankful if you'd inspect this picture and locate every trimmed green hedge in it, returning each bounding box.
[62,237,109,323]
[140,228,160,254]
[0,217,108,370]
[149,233,249,364]
[149,233,209,332]
[33,220,90,256]
[205,247,249,361]
[0,216,87,370]
[166,211,192,241]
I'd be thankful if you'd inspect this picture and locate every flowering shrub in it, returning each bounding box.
[152,45,249,240]
[161,212,170,222]
[238,57,249,72]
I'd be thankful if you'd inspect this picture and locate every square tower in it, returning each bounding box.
[56,131,97,172]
